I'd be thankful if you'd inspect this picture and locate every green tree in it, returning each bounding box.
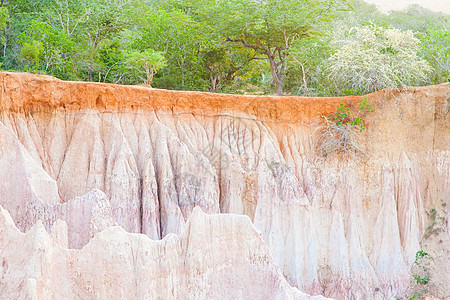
[284,35,334,96]
[0,0,50,69]
[20,39,43,69]
[419,26,450,83]
[201,46,263,93]
[203,47,226,92]
[176,0,352,95]
[2,0,136,79]
[125,49,166,86]
[41,0,89,37]
[0,6,8,32]
[81,0,131,81]
[96,38,125,83]
[381,5,450,34]
[134,6,211,90]
[0,5,8,66]
[326,24,432,94]
[20,20,74,75]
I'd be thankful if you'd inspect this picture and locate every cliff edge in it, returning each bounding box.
[0,72,449,299]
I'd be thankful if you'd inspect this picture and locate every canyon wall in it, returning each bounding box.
[0,72,449,299]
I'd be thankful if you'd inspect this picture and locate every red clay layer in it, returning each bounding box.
[0,71,445,125]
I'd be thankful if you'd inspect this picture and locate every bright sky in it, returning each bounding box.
[364,0,450,14]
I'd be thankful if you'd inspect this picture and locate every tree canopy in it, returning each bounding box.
[171,0,352,94]
[326,24,432,93]
[0,0,448,95]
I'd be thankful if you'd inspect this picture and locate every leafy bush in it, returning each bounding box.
[124,49,166,86]
[19,20,75,77]
[409,250,430,299]
[20,40,43,64]
[326,24,432,94]
[327,97,373,131]
[419,26,450,84]
[315,97,372,157]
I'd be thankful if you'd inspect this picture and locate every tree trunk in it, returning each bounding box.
[3,30,7,57]
[267,54,283,95]
[89,52,94,81]
[209,66,217,93]
[211,79,216,93]
[145,66,153,87]
[89,40,100,82]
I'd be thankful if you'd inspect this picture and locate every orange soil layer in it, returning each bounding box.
[0,71,443,125]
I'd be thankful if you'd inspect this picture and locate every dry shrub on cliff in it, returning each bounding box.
[315,98,372,158]
[315,119,364,158]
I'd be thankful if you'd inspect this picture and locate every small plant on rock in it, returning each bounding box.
[315,97,373,157]
[409,250,430,300]
[413,250,430,284]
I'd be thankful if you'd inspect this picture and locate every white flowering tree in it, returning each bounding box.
[326,24,432,94]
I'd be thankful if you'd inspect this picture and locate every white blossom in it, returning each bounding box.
[326,24,432,93]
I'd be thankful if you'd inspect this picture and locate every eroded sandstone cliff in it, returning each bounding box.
[0,72,448,299]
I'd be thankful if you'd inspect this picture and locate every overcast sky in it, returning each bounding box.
[364,0,450,14]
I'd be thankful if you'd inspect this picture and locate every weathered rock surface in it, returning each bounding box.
[0,205,323,299]
[0,72,449,299]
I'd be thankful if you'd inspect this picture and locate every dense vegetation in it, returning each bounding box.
[1,0,449,95]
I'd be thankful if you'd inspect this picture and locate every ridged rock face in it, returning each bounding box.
[0,206,323,299]
[0,72,449,299]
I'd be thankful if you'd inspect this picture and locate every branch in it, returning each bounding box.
[225,54,260,81]
[66,0,69,36]
[253,37,265,49]
[432,54,450,75]
[276,46,286,63]
[114,73,125,84]
[226,37,264,53]
[104,61,125,83]
[70,8,89,36]
[289,54,308,96]
[117,0,133,9]
[271,47,278,58]
[53,2,65,33]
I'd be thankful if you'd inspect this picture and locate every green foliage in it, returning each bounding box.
[80,0,133,81]
[284,36,334,96]
[419,26,450,84]
[94,38,126,83]
[202,47,226,92]
[125,49,166,86]
[0,0,448,95]
[20,40,43,64]
[19,20,74,76]
[413,250,430,284]
[133,6,211,90]
[381,5,450,34]
[327,98,372,131]
[0,6,9,32]
[171,0,352,94]
[409,250,430,299]
[267,161,291,171]
[412,274,430,285]
[316,97,372,157]
[409,289,426,300]
[0,6,9,62]
[97,39,122,68]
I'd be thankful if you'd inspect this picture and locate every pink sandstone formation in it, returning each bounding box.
[0,72,449,299]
